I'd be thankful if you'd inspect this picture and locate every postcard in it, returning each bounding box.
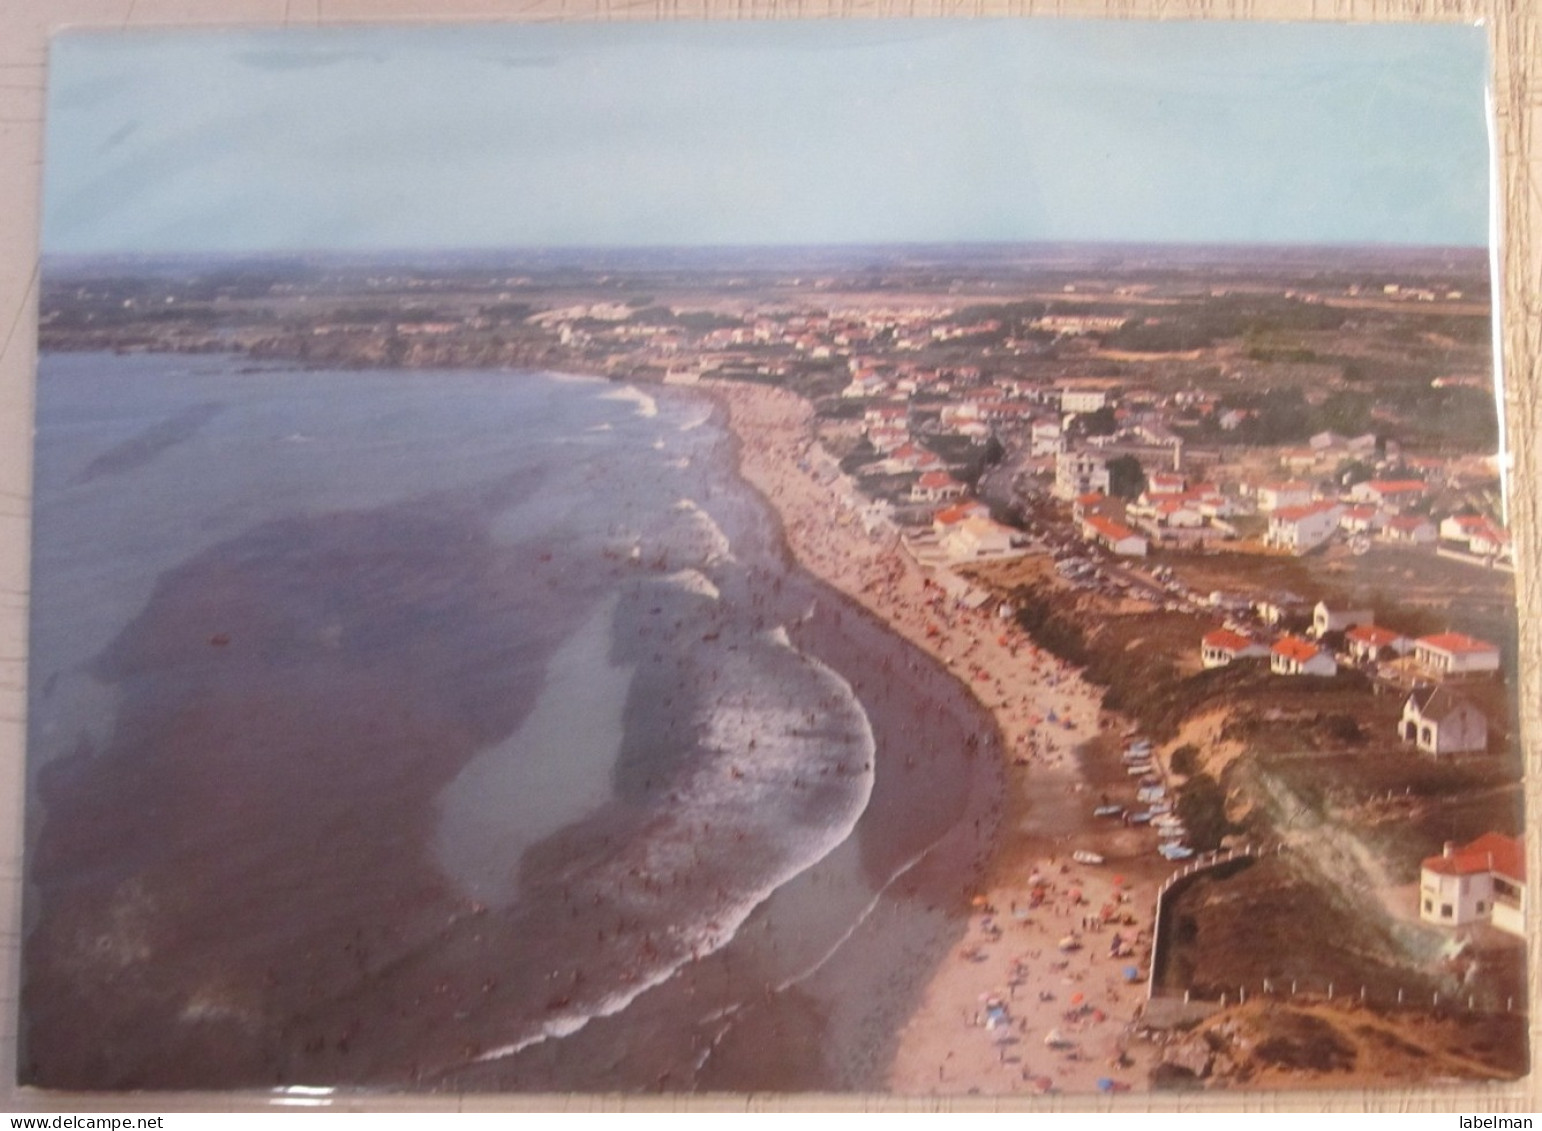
[21,18,1523,1096]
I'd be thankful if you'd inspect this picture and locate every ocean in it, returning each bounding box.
[21,352,1002,1092]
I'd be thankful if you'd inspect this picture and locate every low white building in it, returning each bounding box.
[1200,629,1269,669]
[1350,478,1428,511]
[912,470,967,503]
[1312,602,1373,638]
[942,516,1016,561]
[1081,515,1147,557]
[1344,624,1411,665]
[1266,502,1344,554]
[1271,635,1337,677]
[1419,833,1525,937]
[1401,686,1488,755]
[1381,515,1436,545]
[1413,632,1502,679]
[1255,480,1315,512]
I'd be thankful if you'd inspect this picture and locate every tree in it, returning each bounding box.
[1107,455,1147,500]
[1071,406,1118,438]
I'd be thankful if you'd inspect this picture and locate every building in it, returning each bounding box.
[933,500,991,535]
[1081,515,1148,557]
[1400,686,1488,755]
[1419,833,1525,937]
[1200,629,1269,669]
[1270,635,1337,677]
[1255,480,1315,512]
[1054,449,1111,500]
[912,470,967,503]
[1338,506,1383,535]
[1030,418,1064,458]
[942,516,1016,561]
[1413,632,1502,679]
[1345,624,1411,665]
[1266,502,1344,554]
[1059,387,1110,414]
[1349,478,1428,511]
[1312,602,1373,638]
[1381,515,1437,545]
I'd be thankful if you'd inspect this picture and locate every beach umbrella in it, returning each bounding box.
[1123,966,1140,982]
[1096,1078,1115,1093]
[1069,992,1084,1005]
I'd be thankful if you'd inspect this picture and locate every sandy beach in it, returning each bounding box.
[710,379,1161,1096]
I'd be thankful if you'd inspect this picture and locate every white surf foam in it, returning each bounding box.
[602,385,658,418]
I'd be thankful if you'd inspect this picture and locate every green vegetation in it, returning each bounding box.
[1106,454,1147,500]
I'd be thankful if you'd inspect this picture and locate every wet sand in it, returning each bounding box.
[708,380,1162,1096]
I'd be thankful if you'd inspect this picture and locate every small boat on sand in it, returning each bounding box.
[1072,849,1104,865]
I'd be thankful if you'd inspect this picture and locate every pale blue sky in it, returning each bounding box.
[41,19,1491,253]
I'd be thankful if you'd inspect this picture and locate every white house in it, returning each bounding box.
[1338,506,1383,535]
[1312,602,1374,638]
[1082,515,1148,557]
[1255,480,1315,512]
[1381,515,1437,545]
[1419,833,1525,937]
[933,500,991,536]
[1413,633,1502,679]
[1345,624,1412,665]
[1400,686,1488,756]
[942,516,1016,561]
[1200,629,1269,669]
[1271,635,1337,677]
[912,470,967,503]
[1266,502,1344,554]
[1350,478,1428,511]
[1439,513,1490,546]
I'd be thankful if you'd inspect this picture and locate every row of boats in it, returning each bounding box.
[1092,738,1195,861]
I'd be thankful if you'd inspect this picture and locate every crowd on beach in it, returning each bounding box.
[711,381,1159,1095]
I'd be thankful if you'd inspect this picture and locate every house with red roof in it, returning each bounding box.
[1381,514,1436,545]
[1349,478,1428,511]
[1266,502,1344,554]
[1081,515,1147,557]
[1419,832,1525,936]
[1338,505,1384,535]
[911,470,967,503]
[1271,635,1337,677]
[1413,632,1501,679]
[1200,629,1269,669]
[932,500,991,535]
[1255,480,1315,512]
[1345,624,1412,665]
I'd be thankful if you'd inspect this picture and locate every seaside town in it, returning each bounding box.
[38,244,1528,1091]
